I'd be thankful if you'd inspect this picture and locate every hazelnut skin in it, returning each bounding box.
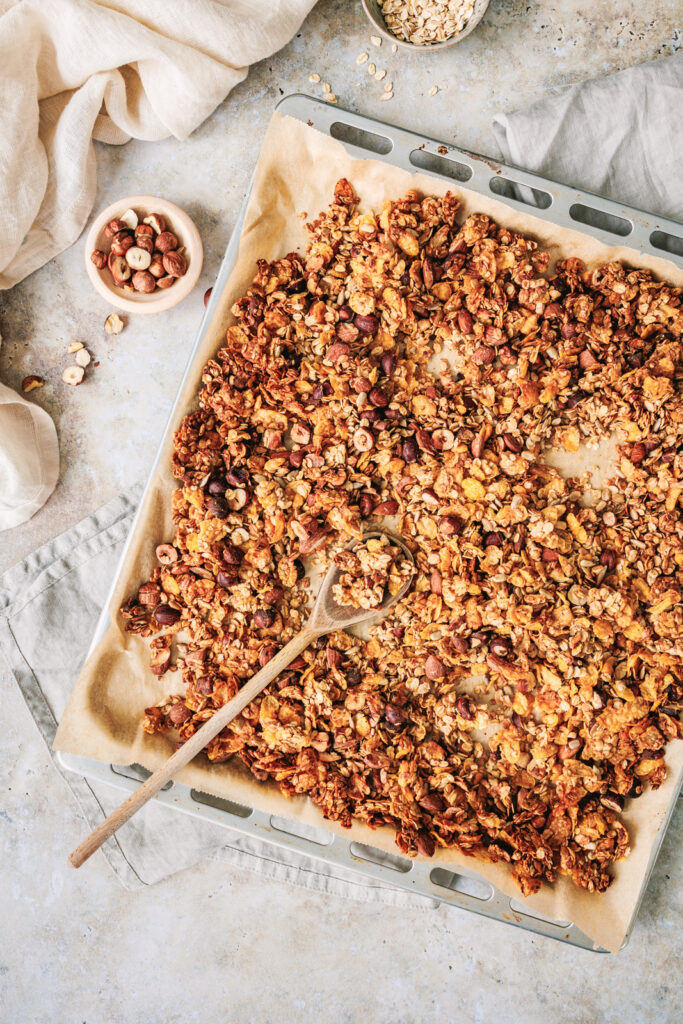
[104,218,127,238]
[162,251,187,277]
[135,234,155,255]
[156,275,175,289]
[109,254,131,282]
[90,249,107,270]
[132,270,156,293]
[110,230,135,256]
[155,231,178,254]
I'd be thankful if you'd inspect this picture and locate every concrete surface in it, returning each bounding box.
[1,1,681,1022]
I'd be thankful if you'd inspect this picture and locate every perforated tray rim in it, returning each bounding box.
[59,94,683,954]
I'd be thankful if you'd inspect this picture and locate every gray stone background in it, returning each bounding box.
[0,1,680,1021]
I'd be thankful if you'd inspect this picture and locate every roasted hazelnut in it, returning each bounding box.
[104,313,125,335]
[132,270,156,293]
[90,249,107,269]
[162,251,187,277]
[156,275,175,289]
[144,213,167,234]
[326,342,350,363]
[424,654,445,680]
[109,256,131,285]
[104,218,127,237]
[402,437,418,463]
[154,605,181,625]
[368,387,388,408]
[372,499,399,516]
[168,703,191,725]
[354,313,379,334]
[110,230,135,256]
[126,246,152,270]
[253,608,275,629]
[22,375,44,393]
[148,254,165,278]
[415,832,436,858]
[134,235,155,255]
[155,231,178,253]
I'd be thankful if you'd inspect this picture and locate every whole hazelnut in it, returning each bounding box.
[104,218,127,238]
[155,231,178,254]
[143,213,167,234]
[162,251,187,277]
[109,254,131,282]
[156,275,175,289]
[135,223,154,239]
[135,235,155,255]
[132,270,156,293]
[110,230,135,256]
[148,254,165,278]
[90,249,107,269]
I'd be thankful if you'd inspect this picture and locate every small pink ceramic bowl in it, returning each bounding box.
[84,195,203,315]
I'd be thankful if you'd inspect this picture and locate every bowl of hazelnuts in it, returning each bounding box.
[85,195,203,314]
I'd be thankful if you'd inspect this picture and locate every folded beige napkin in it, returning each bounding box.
[0,0,316,530]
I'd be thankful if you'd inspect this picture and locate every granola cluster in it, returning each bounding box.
[122,179,682,896]
[332,535,414,610]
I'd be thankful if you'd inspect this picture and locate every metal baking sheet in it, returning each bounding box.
[59,94,683,953]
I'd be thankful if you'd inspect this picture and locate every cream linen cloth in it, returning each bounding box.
[0,0,316,531]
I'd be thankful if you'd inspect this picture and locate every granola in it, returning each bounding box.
[122,179,682,897]
[332,535,414,609]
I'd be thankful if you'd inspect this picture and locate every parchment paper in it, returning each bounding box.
[54,112,683,953]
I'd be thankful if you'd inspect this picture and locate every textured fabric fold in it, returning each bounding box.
[492,55,683,221]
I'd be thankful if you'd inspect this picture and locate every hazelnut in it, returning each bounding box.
[155,231,178,253]
[126,246,152,270]
[156,275,175,289]
[424,654,445,680]
[162,251,187,277]
[204,287,213,307]
[120,208,138,230]
[104,218,127,237]
[110,230,135,256]
[135,235,155,255]
[132,270,156,293]
[74,348,91,368]
[156,544,178,564]
[90,249,107,269]
[148,255,165,278]
[62,365,85,386]
[135,223,155,239]
[104,313,125,335]
[353,427,375,452]
[143,213,167,234]
[67,341,84,353]
[108,254,131,282]
[22,375,44,393]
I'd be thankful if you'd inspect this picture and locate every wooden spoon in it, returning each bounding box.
[68,531,414,868]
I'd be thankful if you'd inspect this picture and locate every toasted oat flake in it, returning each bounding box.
[380,91,394,100]
[368,62,376,75]
[371,35,382,46]
[375,69,387,80]
[309,73,321,83]
[123,175,682,898]
[428,84,438,96]
[384,80,393,91]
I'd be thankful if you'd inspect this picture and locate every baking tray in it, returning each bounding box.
[58,94,683,953]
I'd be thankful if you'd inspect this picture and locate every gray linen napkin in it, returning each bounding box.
[0,486,435,906]
[492,54,683,222]
[2,56,681,895]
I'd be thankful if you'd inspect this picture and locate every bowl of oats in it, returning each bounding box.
[362,0,489,49]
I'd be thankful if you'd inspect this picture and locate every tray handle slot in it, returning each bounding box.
[190,789,253,819]
[430,867,493,901]
[569,203,633,237]
[348,841,413,873]
[509,898,572,929]
[269,815,333,847]
[649,229,683,259]
[330,120,393,155]
[409,148,473,182]
[111,763,173,792]
[489,175,552,210]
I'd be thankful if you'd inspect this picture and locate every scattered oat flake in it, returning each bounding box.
[309,73,321,83]
[392,43,397,52]
[380,92,394,101]
[429,85,438,96]
[368,63,376,75]
[384,81,393,92]
[322,81,331,92]
[371,35,382,46]
[356,52,369,64]
[375,69,387,81]
[325,94,338,104]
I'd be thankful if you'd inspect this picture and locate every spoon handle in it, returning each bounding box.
[67,626,317,868]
